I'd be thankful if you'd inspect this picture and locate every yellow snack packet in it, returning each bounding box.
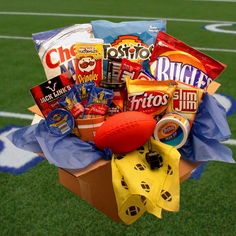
[126,77,177,116]
[166,81,204,126]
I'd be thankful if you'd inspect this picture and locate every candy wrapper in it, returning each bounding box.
[117,58,142,82]
[91,20,166,76]
[149,32,226,89]
[58,86,84,118]
[85,87,114,116]
[76,81,96,106]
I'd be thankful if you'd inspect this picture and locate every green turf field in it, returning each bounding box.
[0,0,235,235]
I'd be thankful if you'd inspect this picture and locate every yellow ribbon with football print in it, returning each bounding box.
[111,138,180,225]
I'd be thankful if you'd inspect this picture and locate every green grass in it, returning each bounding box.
[0,0,235,235]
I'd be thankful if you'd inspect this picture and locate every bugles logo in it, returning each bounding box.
[103,35,154,61]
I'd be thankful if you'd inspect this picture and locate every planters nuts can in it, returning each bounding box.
[154,112,190,149]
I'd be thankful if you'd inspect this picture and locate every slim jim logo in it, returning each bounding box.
[172,89,198,113]
[103,35,154,61]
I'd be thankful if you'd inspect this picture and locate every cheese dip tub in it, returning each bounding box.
[154,113,190,149]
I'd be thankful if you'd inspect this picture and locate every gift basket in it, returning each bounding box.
[8,19,234,225]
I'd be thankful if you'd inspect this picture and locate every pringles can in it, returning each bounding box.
[74,38,104,86]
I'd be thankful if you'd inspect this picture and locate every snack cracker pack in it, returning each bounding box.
[32,24,93,80]
[166,82,204,126]
[91,20,166,76]
[149,32,226,89]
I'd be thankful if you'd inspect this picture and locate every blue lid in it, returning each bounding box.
[46,108,75,136]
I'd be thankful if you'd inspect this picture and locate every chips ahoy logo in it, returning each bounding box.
[103,35,154,61]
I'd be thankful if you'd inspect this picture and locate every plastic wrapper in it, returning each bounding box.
[8,120,112,169]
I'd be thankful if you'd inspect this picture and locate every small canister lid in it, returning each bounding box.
[46,108,75,136]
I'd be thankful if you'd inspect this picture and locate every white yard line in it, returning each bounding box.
[192,0,236,2]
[0,35,31,40]
[0,111,34,120]
[1,34,235,53]
[223,139,236,145]
[0,11,236,24]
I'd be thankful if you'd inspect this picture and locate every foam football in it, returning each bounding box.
[94,111,156,154]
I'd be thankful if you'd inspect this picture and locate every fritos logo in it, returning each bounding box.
[128,91,169,115]
[172,89,198,113]
[103,35,154,61]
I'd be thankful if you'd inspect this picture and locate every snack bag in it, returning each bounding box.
[149,32,226,89]
[136,70,156,81]
[32,24,93,80]
[74,38,104,86]
[76,81,96,106]
[91,20,166,76]
[126,77,177,116]
[85,87,114,116]
[117,58,142,82]
[30,73,74,117]
[166,82,204,126]
[58,86,84,119]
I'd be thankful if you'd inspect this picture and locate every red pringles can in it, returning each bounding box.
[74,38,104,86]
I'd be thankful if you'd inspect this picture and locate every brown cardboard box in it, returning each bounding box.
[58,158,199,222]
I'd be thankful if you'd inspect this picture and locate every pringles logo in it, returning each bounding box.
[103,35,154,61]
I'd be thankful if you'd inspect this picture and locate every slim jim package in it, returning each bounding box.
[74,39,104,86]
[166,82,204,126]
[149,32,226,89]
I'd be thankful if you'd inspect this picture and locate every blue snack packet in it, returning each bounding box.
[58,86,84,118]
[91,20,166,76]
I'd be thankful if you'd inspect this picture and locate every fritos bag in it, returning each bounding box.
[126,77,177,116]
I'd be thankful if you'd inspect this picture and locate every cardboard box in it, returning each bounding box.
[58,158,199,222]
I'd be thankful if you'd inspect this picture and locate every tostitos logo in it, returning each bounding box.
[103,35,154,61]
[151,50,212,89]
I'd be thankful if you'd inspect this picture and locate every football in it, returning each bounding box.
[94,111,156,154]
